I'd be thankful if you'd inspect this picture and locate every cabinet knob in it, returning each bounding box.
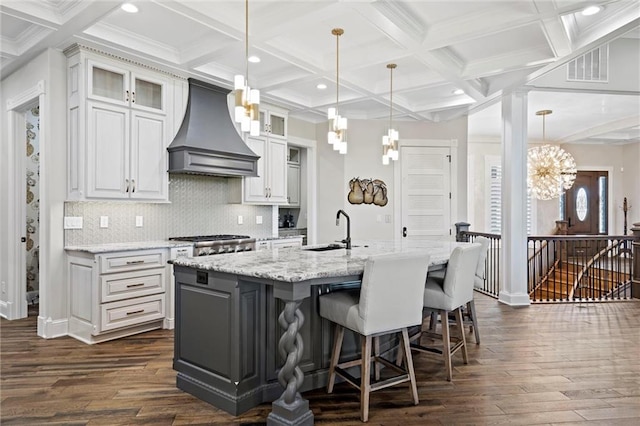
[131,179,136,193]
[125,90,129,102]
[131,91,136,103]
[125,179,130,193]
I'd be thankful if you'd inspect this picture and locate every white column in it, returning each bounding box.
[499,89,531,306]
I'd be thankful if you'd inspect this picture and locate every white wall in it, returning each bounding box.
[1,49,67,329]
[315,117,468,244]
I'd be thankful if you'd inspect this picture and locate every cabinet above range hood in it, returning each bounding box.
[167,78,259,177]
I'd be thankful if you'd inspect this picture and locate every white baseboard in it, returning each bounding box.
[37,316,69,339]
[163,317,175,330]
[498,291,531,306]
[0,300,10,319]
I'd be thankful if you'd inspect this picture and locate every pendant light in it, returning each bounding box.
[328,28,347,154]
[527,110,577,200]
[382,63,399,165]
[234,0,260,136]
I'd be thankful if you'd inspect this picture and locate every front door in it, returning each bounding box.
[564,171,607,235]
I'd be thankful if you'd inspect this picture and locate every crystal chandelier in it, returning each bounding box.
[527,110,577,200]
[382,63,399,165]
[328,28,347,154]
[234,0,260,136]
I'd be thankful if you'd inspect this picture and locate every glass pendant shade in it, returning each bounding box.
[328,28,347,154]
[527,110,577,200]
[234,0,260,137]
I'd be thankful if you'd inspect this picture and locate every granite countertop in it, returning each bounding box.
[172,240,467,283]
[65,240,193,254]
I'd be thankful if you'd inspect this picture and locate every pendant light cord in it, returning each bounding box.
[245,0,249,82]
[336,30,340,109]
[332,29,344,111]
[387,64,397,131]
[389,65,393,129]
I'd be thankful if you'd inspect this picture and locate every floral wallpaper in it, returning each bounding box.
[26,106,40,298]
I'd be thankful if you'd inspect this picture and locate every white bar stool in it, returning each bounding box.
[410,244,482,381]
[319,252,430,422]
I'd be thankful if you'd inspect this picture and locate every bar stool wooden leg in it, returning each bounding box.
[441,309,453,381]
[361,335,372,422]
[401,328,419,405]
[374,336,381,381]
[327,325,344,393]
[454,308,468,364]
[467,300,480,344]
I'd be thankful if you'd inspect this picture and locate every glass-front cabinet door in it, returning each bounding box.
[268,111,286,138]
[131,72,166,113]
[87,60,130,107]
[259,108,287,139]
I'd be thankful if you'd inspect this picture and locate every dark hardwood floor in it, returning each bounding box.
[2,294,640,425]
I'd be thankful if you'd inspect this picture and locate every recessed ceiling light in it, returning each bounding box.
[316,83,327,90]
[581,5,602,16]
[121,3,138,13]
[453,89,465,95]
[248,55,261,63]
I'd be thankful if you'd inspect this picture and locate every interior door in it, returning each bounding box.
[565,171,607,235]
[400,146,452,240]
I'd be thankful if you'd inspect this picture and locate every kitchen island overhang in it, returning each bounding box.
[171,241,464,423]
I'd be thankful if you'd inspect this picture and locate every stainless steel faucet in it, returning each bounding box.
[336,210,351,249]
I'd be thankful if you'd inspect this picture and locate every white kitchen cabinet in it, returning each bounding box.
[242,135,288,204]
[271,237,303,249]
[66,45,173,201]
[67,248,169,344]
[287,163,300,206]
[259,104,288,139]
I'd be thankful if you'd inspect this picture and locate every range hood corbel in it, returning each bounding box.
[167,78,259,177]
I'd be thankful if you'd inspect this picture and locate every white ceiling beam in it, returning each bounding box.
[560,115,640,143]
[533,0,572,57]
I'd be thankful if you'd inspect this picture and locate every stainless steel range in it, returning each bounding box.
[169,235,256,256]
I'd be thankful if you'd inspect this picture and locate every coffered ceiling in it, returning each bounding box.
[1,0,639,144]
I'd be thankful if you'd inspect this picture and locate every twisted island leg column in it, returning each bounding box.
[267,300,314,425]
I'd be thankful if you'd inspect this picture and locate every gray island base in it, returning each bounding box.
[172,241,463,424]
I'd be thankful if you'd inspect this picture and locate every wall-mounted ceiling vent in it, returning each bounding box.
[567,45,608,82]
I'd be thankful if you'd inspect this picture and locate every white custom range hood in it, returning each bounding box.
[167,79,259,177]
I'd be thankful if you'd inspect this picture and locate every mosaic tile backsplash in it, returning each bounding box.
[64,174,274,245]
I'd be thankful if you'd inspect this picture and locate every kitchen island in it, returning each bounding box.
[171,240,464,425]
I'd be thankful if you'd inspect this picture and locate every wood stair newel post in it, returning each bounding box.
[631,222,640,299]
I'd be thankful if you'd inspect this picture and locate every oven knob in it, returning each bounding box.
[204,248,214,256]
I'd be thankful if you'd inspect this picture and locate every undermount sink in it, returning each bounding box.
[306,244,345,252]
[305,244,363,252]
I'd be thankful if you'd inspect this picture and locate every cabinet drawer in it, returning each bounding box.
[98,294,165,334]
[272,239,302,249]
[100,268,165,303]
[99,250,166,274]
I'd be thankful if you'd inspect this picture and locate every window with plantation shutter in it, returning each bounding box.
[486,157,533,234]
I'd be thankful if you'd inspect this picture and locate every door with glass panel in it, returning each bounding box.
[564,171,607,235]
[563,170,608,257]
